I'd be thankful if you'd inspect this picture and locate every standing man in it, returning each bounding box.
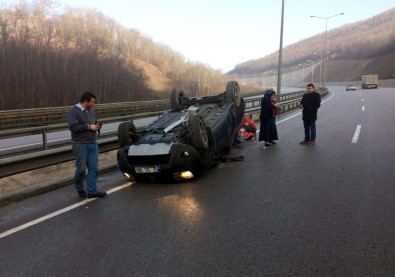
[299,83,321,145]
[67,92,107,198]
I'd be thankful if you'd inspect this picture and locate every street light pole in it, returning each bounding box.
[308,59,320,84]
[314,52,329,88]
[277,0,285,98]
[299,63,309,83]
[310,12,344,87]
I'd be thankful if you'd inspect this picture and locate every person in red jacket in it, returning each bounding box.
[241,113,257,140]
[236,113,257,143]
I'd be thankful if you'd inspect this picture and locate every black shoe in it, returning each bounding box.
[77,190,87,197]
[264,143,271,146]
[88,191,107,198]
[269,141,277,145]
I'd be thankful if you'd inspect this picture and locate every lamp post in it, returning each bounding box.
[276,0,285,98]
[299,63,309,82]
[314,52,329,88]
[310,12,344,87]
[308,59,320,83]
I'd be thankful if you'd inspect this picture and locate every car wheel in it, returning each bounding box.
[170,89,185,111]
[117,121,139,148]
[200,127,215,167]
[225,81,241,108]
[188,115,209,151]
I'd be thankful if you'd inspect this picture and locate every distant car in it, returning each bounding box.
[116,81,245,182]
[346,85,356,91]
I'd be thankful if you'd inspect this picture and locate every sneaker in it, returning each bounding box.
[299,140,309,145]
[88,191,107,198]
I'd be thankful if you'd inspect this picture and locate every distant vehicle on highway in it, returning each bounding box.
[346,84,356,91]
[117,81,245,182]
[361,73,378,89]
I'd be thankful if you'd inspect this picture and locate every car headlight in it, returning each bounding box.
[173,171,194,181]
[123,172,132,180]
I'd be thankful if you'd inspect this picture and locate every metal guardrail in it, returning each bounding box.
[0,99,171,129]
[0,89,327,178]
[0,90,306,130]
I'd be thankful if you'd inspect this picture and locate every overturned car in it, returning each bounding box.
[116,81,245,182]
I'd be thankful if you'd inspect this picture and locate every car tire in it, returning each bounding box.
[200,127,215,167]
[188,115,209,151]
[117,121,139,148]
[170,89,185,111]
[225,81,241,108]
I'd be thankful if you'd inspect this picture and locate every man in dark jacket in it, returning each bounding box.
[299,83,321,145]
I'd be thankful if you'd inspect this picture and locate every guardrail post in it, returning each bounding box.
[42,128,48,150]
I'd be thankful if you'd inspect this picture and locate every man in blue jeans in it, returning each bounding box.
[67,92,107,198]
[299,83,321,145]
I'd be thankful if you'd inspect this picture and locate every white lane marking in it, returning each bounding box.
[362,106,365,111]
[0,182,132,239]
[351,125,362,143]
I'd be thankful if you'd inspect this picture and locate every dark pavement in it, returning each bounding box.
[0,86,394,276]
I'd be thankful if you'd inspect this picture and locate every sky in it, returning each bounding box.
[6,0,395,72]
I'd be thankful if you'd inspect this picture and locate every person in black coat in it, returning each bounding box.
[259,89,279,147]
[299,83,321,145]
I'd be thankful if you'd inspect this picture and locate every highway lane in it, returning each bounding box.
[0,86,394,276]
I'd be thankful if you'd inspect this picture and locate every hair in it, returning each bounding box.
[80,91,96,103]
[307,83,315,89]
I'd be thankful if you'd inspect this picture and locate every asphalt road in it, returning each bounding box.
[1,86,394,276]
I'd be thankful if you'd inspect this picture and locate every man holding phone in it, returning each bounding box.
[67,91,107,198]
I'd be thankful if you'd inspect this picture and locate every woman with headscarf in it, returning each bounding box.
[258,90,279,147]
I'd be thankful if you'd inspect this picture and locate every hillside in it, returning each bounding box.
[0,2,233,110]
[133,59,174,92]
[229,8,395,81]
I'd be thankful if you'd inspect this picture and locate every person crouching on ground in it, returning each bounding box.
[241,113,257,140]
[259,90,279,147]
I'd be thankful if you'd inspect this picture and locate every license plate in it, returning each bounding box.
[135,166,161,173]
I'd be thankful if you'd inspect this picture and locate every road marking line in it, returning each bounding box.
[0,182,132,239]
[351,125,362,143]
[362,106,365,111]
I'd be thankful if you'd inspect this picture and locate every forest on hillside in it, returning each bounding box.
[229,8,395,78]
[0,0,233,110]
